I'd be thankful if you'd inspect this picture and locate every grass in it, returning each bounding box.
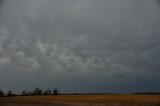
[0,94,160,106]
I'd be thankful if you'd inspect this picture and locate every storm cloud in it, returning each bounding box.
[0,0,160,93]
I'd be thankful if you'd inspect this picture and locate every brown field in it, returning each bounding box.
[0,94,160,106]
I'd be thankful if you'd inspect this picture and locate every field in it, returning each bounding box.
[0,94,160,106]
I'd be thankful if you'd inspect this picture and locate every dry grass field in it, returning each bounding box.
[0,94,160,106]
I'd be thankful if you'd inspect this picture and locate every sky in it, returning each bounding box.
[0,0,160,93]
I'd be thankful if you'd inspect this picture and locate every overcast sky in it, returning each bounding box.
[0,0,160,93]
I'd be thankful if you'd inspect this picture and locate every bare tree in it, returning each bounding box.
[0,90,5,97]
[34,88,43,95]
[21,90,27,96]
[53,88,59,95]
[7,91,13,97]
[43,88,51,95]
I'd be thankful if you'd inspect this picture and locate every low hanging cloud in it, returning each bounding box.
[0,0,160,93]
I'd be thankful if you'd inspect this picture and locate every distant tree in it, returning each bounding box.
[53,88,59,95]
[43,91,48,95]
[47,89,52,95]
[34,88,43,95]
[43,88,51,95]
[21,90,27,96]
[21,90,34,96]
[0,90,5,97]
[26,91,33,96]
[7,91,13,97]
[38,89,43,95]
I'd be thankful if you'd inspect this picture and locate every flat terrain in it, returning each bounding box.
[0,94,160,106]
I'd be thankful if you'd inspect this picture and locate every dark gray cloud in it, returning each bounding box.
[0,0,160,93]
[0,0,4,11]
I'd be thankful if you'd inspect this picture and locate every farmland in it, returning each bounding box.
[0,94,160,106]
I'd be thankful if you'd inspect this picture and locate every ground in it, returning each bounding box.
[0,94,160,106]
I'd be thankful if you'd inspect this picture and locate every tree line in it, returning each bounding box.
[0,88,59,97]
